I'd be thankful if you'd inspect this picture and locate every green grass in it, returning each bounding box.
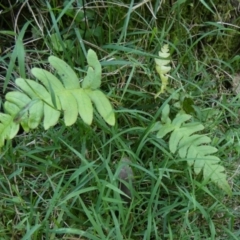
[0,0,240,239]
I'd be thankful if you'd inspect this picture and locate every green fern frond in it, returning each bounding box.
[0,49,115,147]
[154,44,171,98]
[154,104,232,196]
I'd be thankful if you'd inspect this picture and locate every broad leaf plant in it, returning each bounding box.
[0,49,115,147]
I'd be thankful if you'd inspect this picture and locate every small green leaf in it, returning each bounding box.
[157,124,175,138]
[161,104,171,123]
[87,49,101,85]
[58,92,78,126]
[82,49,102,90]
[28,101,44,129]
[43,104,60,130]
[4,101,20,116]
[0,113,19,140]
[71,89,93,125]
[87,90,115,126]
[5,91,31,108]
[172,113,192,127]
[82,67,95,89]
[48,56,80,89]
[8,122,19,139]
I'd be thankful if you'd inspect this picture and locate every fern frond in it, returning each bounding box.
[154,104,232,196]
[154,44,171,97]
[0,49,115,147]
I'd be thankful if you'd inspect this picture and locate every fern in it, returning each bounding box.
[0,49,115,147]
[154,104,232,196]
[154,44,171,98]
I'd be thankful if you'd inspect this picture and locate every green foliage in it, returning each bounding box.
[154,44,171,97]
[0,49,115,147]
[153,104,232,196]
[153,42,231,196]
[1,0,239,238]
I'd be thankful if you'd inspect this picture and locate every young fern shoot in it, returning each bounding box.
[155,44,171,98]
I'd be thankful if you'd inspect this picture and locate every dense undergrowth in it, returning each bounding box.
[0,0,240,239]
